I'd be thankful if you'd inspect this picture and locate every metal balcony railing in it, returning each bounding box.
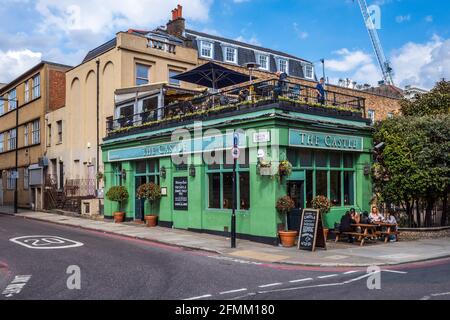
[107,79,366,136]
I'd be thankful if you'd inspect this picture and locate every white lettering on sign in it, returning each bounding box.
[10,236,84,250]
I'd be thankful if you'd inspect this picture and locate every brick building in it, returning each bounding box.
[0,61,71,209]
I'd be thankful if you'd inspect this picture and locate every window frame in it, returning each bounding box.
[24,80,30,103]
[7,170,17,190]
[0,99,4,115]
[200,40,214,59]
[24,124,29,147]
[57,120,63,144]
[8,128,17,151]
[135,63,150,86]
[258,54,269,71]
[168,69,182,86]
[289,149,356,208]
[223,46,238,64]
[32,119,40,145]
[277,58,289,74]
[47,123,52,147]
[8,89,17,110]
[368,109,376,124]
[0,132,4,153]
[206,150,250,211]
[304,64,314,79]
[32,74,41,99]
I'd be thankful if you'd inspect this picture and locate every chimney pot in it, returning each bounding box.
[177,5,183,18]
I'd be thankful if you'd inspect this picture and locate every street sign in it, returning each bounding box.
[231,147,240,160]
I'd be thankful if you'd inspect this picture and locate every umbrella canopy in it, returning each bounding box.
[172,62,253,90]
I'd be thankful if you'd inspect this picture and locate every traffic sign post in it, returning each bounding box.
[231,133,239,249]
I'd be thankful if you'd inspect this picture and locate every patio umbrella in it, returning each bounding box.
[172,61,253,90]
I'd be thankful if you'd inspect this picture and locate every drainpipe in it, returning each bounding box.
[96,60,100,190]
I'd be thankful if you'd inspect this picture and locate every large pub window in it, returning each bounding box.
[135,159,160,184]
[206,150,250,211]
[288,149,356,207]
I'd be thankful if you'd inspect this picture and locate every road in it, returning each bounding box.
[1,214,450,300]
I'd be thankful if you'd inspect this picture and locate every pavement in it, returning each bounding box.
[7,211,450,267]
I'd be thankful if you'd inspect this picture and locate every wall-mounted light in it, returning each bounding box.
[160,166,167,179]
[189,164,196,177]
[121,169,127,180]
[364,164,371,176]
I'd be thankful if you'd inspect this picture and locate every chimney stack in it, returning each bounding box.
[167,4,185,38]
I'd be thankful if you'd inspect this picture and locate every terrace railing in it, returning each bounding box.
[107,79,366,136]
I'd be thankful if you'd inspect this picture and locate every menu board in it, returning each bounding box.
[174,177,188,211]
[298,209,327,252]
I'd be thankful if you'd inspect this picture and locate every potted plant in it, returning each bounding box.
[276,196,297,247]
[278,160,293,182]
[137,182,162,227]
[311,195,332,241]
[106,186,129,223]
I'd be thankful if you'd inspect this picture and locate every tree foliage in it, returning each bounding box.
[374,81,450,227]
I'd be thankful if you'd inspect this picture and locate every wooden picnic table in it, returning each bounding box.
[335,224,378,247]
[373,222,399,243]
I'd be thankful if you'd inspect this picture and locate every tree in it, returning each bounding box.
[373,114,450,227]
[401,80,450,116]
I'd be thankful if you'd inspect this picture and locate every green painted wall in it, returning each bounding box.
[102,110,373,240]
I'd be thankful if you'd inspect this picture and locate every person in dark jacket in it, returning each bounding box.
[274,71,288,99]
[339,211,356,243]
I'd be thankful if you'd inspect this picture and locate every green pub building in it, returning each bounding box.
[102,82,373,245]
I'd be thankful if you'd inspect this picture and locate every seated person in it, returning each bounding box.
[385,212,398,242]
[360,211,370,224]
[369,206,384,223]
[350,208,361,224]
[339,211,356,243]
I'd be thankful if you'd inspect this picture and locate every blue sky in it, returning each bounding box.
[0,0,449,89]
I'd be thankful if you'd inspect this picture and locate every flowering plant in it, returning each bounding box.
[136,183,162,202]
[311,195,331,215]
[278,160,293,177]
[276,196,296,231]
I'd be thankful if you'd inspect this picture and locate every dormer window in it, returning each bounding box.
[304,64,314,79]
[224,46,237,64]
[200,40,214,59]
[277,58,289,74]
[258,54,269,71]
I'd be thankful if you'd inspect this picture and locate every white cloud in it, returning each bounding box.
[395,14,411,23]
[0,50,42,82]
[35,0,213,34]
[235,35,261,46]
[293,23,308,40]
[391,35,450,89]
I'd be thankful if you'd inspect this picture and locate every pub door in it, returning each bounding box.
[287,181,305,231]
[135,176,146,221]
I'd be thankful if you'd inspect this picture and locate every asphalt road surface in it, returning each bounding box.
[1,214,450,300]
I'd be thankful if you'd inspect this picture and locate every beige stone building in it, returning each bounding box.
[0,61,70,209]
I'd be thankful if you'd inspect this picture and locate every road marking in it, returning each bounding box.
[382,269,408,274]
[220,288,247,295]
[2,275,31,298]
[431,292,450,297]
[343,270,358,275]
[289,278,313,283]
[10,236,84,250]
[184,294,212,300]
[318,274,338,279]
[258,283,282,288]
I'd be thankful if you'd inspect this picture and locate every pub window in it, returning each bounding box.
[135,159,160,184]
[292,149,356,208]
[330,171,341,206]
[206,150,250,211]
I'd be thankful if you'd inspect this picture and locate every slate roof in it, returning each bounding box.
[82,38,117,64]
[185,29,312,64]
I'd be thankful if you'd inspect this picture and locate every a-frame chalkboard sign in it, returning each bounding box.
[298,209,327,252]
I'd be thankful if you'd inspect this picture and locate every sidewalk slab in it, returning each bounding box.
[13,211,450,267]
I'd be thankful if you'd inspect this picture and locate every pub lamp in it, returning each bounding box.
[160,166,167,179]
[121,169,127,180]
[189,164,196,177]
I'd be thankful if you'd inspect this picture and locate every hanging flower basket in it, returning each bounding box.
[277,160,293,182]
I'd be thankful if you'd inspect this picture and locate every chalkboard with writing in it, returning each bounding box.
[298,209,327,252]
[174,177,188,211]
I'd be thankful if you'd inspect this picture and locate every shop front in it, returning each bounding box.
[102,105,373,245]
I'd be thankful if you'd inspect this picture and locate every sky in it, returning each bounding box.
[0,0,449,89]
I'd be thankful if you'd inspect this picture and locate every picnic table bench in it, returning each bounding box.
[335,223,400,246]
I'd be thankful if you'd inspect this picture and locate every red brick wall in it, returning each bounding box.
[48,69,66,111]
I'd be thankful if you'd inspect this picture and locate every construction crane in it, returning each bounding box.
[354,0,395,85]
